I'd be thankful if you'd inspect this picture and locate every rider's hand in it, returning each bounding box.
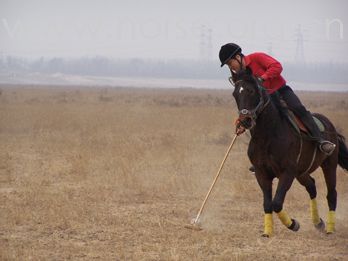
[236,126,246,136]
[235,119,246,136]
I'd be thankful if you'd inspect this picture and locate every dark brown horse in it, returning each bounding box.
[232,69,348,237]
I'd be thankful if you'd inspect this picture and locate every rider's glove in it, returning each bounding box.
[235,119,246,136]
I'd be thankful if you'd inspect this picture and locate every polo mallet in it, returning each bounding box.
[185,134,238,230]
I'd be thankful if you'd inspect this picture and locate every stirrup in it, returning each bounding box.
[319,140,336,156]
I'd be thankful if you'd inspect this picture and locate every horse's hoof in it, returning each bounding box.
[261,233,270,238]
[315,218,325,232]
[288,219,300,232]
[326,227,335,234]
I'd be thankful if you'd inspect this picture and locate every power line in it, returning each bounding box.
[199,25,213,60]
[294,24,305,64]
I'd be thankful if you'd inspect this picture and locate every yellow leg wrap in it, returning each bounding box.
[277,210,292,227]
[264,213,273,236]
[310,199,321,225]
[327,211,335,233]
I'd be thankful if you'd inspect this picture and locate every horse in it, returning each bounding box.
[231,69,348,237]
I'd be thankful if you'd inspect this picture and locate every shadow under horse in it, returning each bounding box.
[231,69,348,237]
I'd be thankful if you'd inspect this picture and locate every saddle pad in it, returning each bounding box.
[313,116,325,132]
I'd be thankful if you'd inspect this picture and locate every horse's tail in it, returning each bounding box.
[338,133,348,172]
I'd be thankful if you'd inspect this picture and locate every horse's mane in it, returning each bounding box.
[235,68,256,84]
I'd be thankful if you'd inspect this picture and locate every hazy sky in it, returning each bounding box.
[1,0,347,63]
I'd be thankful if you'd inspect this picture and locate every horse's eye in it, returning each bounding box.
[247,88,255,95]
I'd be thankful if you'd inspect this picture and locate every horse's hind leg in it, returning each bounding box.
[296,174,325,231]
[321,160,338,234]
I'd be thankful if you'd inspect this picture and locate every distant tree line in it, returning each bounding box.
[0,56,347,84]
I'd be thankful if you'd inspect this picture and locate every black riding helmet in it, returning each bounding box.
[219,43,242,67]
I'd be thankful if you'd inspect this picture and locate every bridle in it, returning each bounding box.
[229,77,271,129]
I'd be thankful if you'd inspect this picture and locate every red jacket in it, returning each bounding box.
[244,52,286,94]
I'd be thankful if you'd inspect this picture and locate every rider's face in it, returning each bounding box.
[226,55,244,73]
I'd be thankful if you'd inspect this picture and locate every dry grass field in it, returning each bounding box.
[0,85,348,260]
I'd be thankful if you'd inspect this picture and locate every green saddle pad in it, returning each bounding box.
[313,116,325,132]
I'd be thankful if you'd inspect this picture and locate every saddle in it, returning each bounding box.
[279,99,333,173]
[279,99,325,136]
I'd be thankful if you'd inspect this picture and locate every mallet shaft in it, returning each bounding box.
[193,134,238,224]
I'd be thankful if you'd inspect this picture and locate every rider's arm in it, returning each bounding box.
[253,52,283,81]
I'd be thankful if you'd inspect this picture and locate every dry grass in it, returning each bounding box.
[0,85,348,260]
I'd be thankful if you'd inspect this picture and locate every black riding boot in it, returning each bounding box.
[299,111,336,155]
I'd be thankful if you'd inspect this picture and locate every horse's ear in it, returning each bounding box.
[245,66,253,76]
[228,76,235,87]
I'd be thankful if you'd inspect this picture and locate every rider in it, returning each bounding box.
[219,43,336,157]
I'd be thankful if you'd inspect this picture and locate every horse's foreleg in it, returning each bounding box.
[275,208,300,232]
[273,174,300,231]
[262,186,273,237]
[263,213,273,237]
[255,172,273,237]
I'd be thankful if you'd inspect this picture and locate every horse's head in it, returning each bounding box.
[230,68,270,130]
